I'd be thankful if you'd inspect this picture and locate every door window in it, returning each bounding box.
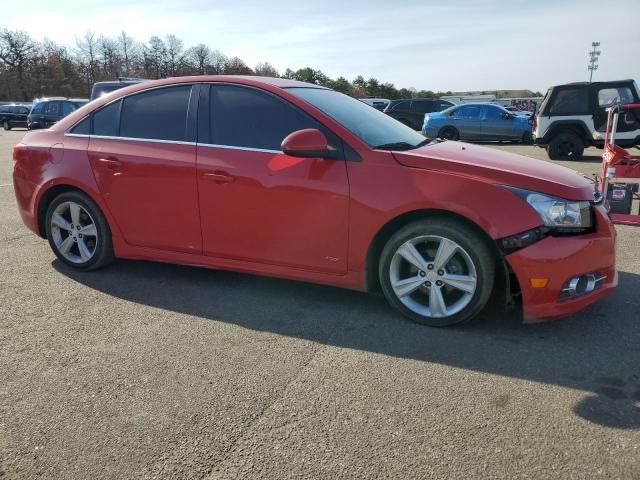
[61,102,77,116]
[598,87,634,107]
[209,85,322,151]
[43,102,61,116]
[93,100,121,137]
[455,105,481,119]
[120,85,192,141]
[483,105,504,119]
[411,101,433,114]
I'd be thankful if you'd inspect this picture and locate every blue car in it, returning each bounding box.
[422,103,532,143]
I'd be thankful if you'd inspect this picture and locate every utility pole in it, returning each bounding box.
[588,42,601,82]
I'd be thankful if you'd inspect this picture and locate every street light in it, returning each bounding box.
[588,41,601,82]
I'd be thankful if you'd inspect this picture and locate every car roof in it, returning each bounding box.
[552,79,635,88]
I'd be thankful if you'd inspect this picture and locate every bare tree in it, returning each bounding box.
[0,29,36,100]
[146,36,167,79]
[98,35,120,78]
[75,31,99,94]
[224,56,252,75]
[165,34,184,76]
[209,49,227,74]
[254,61,278,77]
[187,43,210,75]
[118,31,135,76]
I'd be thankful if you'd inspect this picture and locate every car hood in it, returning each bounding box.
[392,141,596,200]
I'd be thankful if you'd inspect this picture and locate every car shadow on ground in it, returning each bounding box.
[53,259,640,429]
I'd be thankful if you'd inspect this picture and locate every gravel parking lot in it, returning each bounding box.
[1,129,639,479]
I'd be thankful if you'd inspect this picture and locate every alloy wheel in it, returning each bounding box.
[389,235,477,318]
[50,201,98,264]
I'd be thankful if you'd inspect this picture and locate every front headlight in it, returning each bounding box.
[509,188,592,229]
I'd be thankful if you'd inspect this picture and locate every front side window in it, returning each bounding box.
[120,85,191,141]
[483,105,504,119]
[548,88,589,115]
[411,101,433,114]
[210,85,320,151]
[31,103,44,114]
[455,105,482,119]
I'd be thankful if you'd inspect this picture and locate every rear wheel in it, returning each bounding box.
[2,120,10,131]
[438,126,459,141]
[522,131,533,144]
[45,191,114,271]
[379,218,495,327]
[547,131,584,160]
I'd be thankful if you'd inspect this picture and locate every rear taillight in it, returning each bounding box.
[13,144,27,162]
[530,115,537,129]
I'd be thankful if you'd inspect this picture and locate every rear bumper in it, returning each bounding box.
[505,205,617,322]
[13,165,40,235]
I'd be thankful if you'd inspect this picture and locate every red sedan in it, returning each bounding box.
[12,76,617,326]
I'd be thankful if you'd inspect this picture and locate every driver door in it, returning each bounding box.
[196,84,350,274]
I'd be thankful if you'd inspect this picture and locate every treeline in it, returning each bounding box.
[0,28,456,101]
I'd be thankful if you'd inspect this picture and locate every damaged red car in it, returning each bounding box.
[13,76,617,326]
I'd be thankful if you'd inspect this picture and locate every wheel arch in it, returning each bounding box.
[543,121,592,144]
[364,209,515,303]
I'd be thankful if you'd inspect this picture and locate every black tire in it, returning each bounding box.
[45,190,114,271]
[547,131,584,160]
[522,131,533,144]
[2,120,10,131]
[438,126,459,141]
[379,218,495,327]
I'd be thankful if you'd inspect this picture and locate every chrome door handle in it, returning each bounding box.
[203,172,234,184]
[97,157,123,169]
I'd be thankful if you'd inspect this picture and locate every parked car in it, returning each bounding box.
[0,104,30,130]
[384,99,454,129]
[13,76,616,327]
[533,79,640,160]
[359,98,390,111]
[28,98,86,130]
[90,78,146,100]
[423,103,532,142]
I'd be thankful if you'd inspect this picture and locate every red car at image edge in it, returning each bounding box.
[12,76,617,326]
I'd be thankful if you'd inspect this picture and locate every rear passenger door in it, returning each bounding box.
[87,85,202,253]
[452,105,483,139]
[196,84,350,273]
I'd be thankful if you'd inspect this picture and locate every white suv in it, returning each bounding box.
[533,79,640,160]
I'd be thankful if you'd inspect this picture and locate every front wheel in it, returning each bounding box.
[379,218,495,326]
[438,126,459,141]
[45,191,114,271]
[547,131,584,160]
[2,120,10,131]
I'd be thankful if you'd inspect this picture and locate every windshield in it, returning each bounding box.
[287,87,428,150]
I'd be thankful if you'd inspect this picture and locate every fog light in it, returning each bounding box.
[559,273,606,300]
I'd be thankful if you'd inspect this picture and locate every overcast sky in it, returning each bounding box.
[3,0,639,92]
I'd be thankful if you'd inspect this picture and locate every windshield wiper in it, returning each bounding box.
[372,142,415,151]
[373,138,432,151]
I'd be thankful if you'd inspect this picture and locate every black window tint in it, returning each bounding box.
[440,101,453,110]
[93,100,121,137]
[31,103,44,114]
[120,85,191,141]
[210,85,320,150]
[44,102,61,115]
[411,101,433,114]
[392,101,410,111]
[70,116,91,135]
[549,88,589,115]
[61,102,76,116]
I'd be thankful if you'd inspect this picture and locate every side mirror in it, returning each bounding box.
[281,129,335,158]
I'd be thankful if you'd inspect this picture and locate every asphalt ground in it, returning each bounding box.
[1,129,639,479]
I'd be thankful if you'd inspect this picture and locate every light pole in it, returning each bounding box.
[588,42,601,82]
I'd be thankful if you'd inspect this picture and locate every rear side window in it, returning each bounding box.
[61,102,77,116]
[93,100,121,137]
[43,102,61,115]
[210,85,320,151]
[70,117,91,135]
[455,105,482,119]
[411,101,434,114]
[120,86,192,141]
[598,87,634,107]
[391,101,410,111]
[548,88,589,115]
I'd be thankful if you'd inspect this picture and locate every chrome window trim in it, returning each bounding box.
[62,132,282,153]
